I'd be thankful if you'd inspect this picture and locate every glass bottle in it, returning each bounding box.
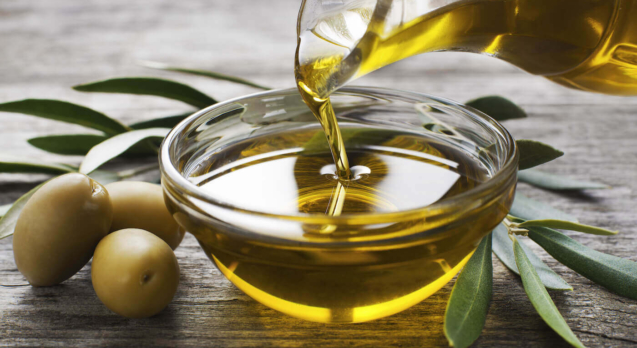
[296,0,637,96]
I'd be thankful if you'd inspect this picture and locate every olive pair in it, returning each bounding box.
[13,173,182,318]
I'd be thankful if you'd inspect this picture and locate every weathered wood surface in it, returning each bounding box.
[1,0,636,347]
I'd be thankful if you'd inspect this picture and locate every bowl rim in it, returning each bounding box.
[160,86,518,225]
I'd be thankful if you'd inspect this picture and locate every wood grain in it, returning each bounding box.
[1,0,636,347]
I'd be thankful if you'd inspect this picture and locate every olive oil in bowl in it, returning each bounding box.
[160,87,518,323]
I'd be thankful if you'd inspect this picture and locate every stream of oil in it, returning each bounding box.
[295,0,637,187]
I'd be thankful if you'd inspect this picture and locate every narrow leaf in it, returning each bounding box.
[513,237,585,348]
[141,61,272,90]
[89,170,121,185]
[528,227,637,300]
[0,204,10,218]
[0,183,45,239]
[510,193,577,222]
[0,156,75,175]
[517,140,564,170]
[79,128,169,174]
[444,234,493,348]
[28,134,157,157]
[304,128,398,154]
[507,215,526,223]
[28,134,108,155]
[466,96,526,121]
[518,169,609,191]
[130,113,192,130]
[0,99,129,135]
[520,220,617,236]
[73,77,217,109]
[493,224,572,290]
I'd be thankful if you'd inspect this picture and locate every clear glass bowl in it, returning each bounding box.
[160,87,518,323]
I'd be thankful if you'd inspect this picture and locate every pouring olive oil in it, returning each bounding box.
[178,0,637,323]
[296,0,637,184]
[187,120,504,323]
[296,0,637,99]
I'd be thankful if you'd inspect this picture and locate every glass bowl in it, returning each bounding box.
[160,87,518,323]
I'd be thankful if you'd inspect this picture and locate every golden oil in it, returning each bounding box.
[192,127,489,216]
[296,0,637,98]
[297,0,637,193]
[181,125,510,323]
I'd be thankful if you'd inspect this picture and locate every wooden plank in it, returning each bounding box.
[1,0,636,347]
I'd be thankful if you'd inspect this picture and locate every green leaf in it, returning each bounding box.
[465,96,526,121]
[89,170,121,185]
[507,215,526,223]
[0,183,46,240]
[73,77,217,109]
[513,236,585,348]
[28,134,159,157]
[517,140,564,170]
[141,61,272,90]
[129,113,192,130]
[520,220,617,236]
[528,226,637,300]
[0,156,75,175]
[518,169,609,191]
[493,224,572,290]
[28,134,108,155]
[0,204,10,218]
[79,128,170,174]
[444,234,493,348]
[304,128,398,154]
[510,193,577,222]
[0,99,129,135]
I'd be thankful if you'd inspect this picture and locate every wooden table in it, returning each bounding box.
[1,1,636,346]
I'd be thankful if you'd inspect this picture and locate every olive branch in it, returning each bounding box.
[0,63,635,348]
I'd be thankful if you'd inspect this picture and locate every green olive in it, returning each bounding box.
[105,181,184,249]
[13,173,113,286]
[91,228,180,318]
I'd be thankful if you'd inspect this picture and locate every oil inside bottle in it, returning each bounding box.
[295,0,637,188]
[296,0,637,98]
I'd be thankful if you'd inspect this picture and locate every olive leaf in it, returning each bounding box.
[444,234,492,348]
[519,219,617,236]
[88,170,122,185]
[465,96,526,121]
[528,226,637,300]
[492,224,572,290]
[140,61,272,90]
[518,169,608,191]
[510,193,577,222]
[0,156,75,175]
[0,182,45,240]
[304,128,398,154]
[28,134,108,156]
[73,77,217,109]
[0,204,10,218]
[516,140,564,170]
[0,99,129,135]
[507,215,526,223]
[0,154,121,185]
[513,236,585,348]
[130,113,193,130]
[27,134,155,157]
[79,128,170,174]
